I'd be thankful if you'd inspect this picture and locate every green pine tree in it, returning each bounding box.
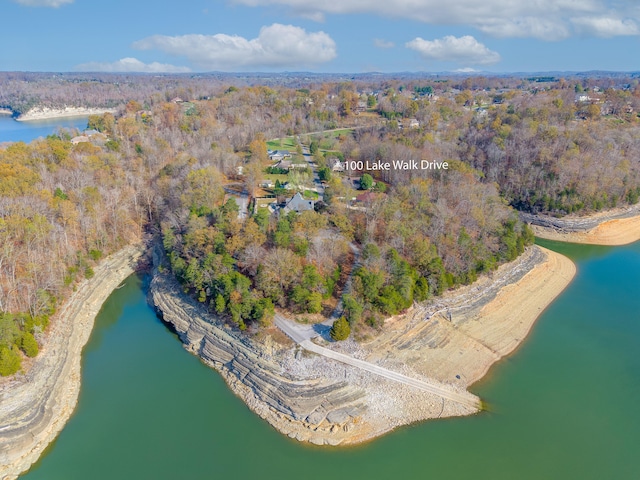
[0,345,22,376]
[330,317,351,341]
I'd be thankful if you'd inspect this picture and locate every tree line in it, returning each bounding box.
[3,73,639,372]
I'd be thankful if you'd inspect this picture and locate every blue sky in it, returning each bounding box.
[2,0,640,73]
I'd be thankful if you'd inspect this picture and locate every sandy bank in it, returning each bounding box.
[151,244,575,446]
[0,109,12,116]
[16,107,117,122]
[0,245,144,480]
[530,217,640,245]
[521,205,640,245]
[363,246,575,390]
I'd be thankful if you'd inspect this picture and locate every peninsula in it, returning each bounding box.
[16,106,117,122]
[150,244,574,445]
[1,71,639,477]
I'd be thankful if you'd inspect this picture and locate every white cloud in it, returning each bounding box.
[75,57,191,73]
[132,24,337,70]
[373,38,395,49]
[13,0,73,6]
[231,0,640,40]
[406,35,501,65]
[477,17,571,41]
[571,16,639,37]
[455,67,479,73]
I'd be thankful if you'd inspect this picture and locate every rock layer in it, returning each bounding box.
[149,245,572,446]
[521,206,640,245]
[149,268,371,445]
[0,246,143,480]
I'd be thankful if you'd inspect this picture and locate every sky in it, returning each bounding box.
[2,0,640,73]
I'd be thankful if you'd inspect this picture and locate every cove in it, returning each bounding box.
[0,115,89,143]
[22,241,640,480]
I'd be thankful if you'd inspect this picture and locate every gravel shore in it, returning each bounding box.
[151,245,575,446]
[521,205,640,245]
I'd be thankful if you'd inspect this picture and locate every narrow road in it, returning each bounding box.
[301,146,324,199]
[223,184,249,220]
[274,314,481,410]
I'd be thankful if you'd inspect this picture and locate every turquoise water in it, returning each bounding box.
[21,241,640,479]
[0,114,88,143]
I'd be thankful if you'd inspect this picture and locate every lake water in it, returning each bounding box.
[21,240,640,479]
[0,114,89,143]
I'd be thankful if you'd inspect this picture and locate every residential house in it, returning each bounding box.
[70,135,89,145]
[327,157,344,172]
[268,149,292,161]
[355,192,379,203]
[282,192,315,214]
[71,129,108,145]
[354,101,367,114]
[274,159,308,170]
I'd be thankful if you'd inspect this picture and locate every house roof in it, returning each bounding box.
[355,192,380,203]
[283,192,315,213]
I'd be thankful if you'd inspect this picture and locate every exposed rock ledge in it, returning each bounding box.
[16,106,117,122]
[521,204,640,245]
[0,245,144,480]
[149,244,574,446]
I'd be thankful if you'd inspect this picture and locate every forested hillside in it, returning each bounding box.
[0,133,148,374]
[2,73,639,374]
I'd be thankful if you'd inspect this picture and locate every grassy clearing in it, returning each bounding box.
[263,173,288,182]
[267,137,298,150]
[301,128,353,145]
[255,197,276,208]
[303,190,319,200]
[326,128,354,137]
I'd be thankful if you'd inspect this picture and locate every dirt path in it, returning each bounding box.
[0,245,144,480]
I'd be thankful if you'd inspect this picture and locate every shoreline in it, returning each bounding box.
[0,245,144,480]
[360,245,576,392]
[0,241,575,478]
[521,205,640,245]
[16,107,117,122]
[151,244,575,446]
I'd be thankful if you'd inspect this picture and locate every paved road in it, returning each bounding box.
[301,146,324,199]
[274,314,321,342]
[223,184,249,220]
[274,314,481,410]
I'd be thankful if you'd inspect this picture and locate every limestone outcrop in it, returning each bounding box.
[0,245,144,480]
[149,268,370,445]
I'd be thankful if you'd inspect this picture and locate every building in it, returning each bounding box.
[282,192,315,214]
[268,150,292,161]
[327,157,345,172]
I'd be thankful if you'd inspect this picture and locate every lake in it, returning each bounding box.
[21,240,640,479]
[0,114,89,143]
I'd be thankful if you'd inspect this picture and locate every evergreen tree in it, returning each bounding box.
[21,332,39,358]
[0,346,21,376]
[330,317,351,341]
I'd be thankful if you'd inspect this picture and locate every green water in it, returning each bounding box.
[23,241,640,480]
